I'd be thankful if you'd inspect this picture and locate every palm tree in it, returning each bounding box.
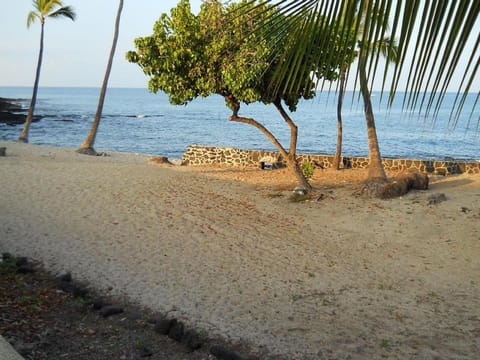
[249,0,480,138]
[18,0,76,143]
[77,0,123,155]
[358,37,398,181]
[335,11,398,181]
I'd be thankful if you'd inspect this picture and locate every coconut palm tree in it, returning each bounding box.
[77,0,123,155]
[18,0,76,143]
[250,0,480,136]
[244,0,478,184]
[358,37,399,181]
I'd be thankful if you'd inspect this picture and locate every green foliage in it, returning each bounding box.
[302,161,315,180]
[0,254,17,275]
[126,0,343,112]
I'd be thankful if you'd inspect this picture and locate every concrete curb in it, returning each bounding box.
[0,336,24,360]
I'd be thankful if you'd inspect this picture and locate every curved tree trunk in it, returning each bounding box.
[77,0,123,155]
[358,56,387,182]
[334,69,346,170]
[227,96,312,191]
[18,21,45,143]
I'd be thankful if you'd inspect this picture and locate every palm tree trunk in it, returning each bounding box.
[358,56,387,182]
[227,96,312,191]
[18,21,45,143]
[334,68,346,170]
[77,0,123,155]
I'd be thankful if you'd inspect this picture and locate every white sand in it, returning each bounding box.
[1,141,479,359]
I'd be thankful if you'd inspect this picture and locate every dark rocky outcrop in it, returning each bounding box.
[0,97,42,125]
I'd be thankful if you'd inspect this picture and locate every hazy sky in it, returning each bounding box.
[0,0,202,88]
[1,1,478,91]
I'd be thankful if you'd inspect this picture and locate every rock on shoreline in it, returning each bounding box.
[0,97,42,126]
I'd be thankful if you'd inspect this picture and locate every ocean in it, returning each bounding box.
[0,86,478,160]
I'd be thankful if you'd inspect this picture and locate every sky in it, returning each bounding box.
[0,0,202,88]
[0,1,478,91]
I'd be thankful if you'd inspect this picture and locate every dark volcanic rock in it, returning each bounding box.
[92,299,111,310]
[139,346,153,357]
[183,330,202,351]
[15,257,28,267]
[72,285,89,298]
[17,265,36,274]
[2,252,13,261]
[154,318,173,335]
[58,273,72,282]
[167,319,184,342]
[0,97,42,125]
[210,345,247,360]
[99,305,124,317]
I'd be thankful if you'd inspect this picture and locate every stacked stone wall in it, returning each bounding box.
[182,144,480,175]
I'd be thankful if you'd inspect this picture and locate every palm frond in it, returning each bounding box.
[49,5,76,21]
[27,11,39,28]
[246,0,479,126]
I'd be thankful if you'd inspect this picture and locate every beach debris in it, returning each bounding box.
[379,170,429,199]
[460,206,471,213]
[316,191,335,201]
[148,156,173,165]
[289,187,312,202]
[427,193,447,205]
[259,155,281,170]
[357,170,429,199]
[292,187,307,196]
[0,147,6,156]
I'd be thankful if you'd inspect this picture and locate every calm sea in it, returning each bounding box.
[0,86,478,160]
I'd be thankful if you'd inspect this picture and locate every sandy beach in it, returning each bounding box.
[1,140,479,359]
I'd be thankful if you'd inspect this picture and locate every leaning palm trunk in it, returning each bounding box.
[334,68,346,170]
[77,0,123,155]
[227,97,312,191]
[18,22,45,143]
[358,56,387,182]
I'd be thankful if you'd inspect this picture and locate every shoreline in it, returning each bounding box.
[1,88,479,161]
[1,141,479,359]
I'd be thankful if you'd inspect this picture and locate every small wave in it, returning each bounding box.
[123,114,164,119]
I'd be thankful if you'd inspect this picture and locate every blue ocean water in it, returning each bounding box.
[0,86,478,160]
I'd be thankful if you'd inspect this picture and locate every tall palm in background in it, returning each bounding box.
[18,0,76,143]
[77,0,124,155]
[250,0,479,173]
[358,37,398,181]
